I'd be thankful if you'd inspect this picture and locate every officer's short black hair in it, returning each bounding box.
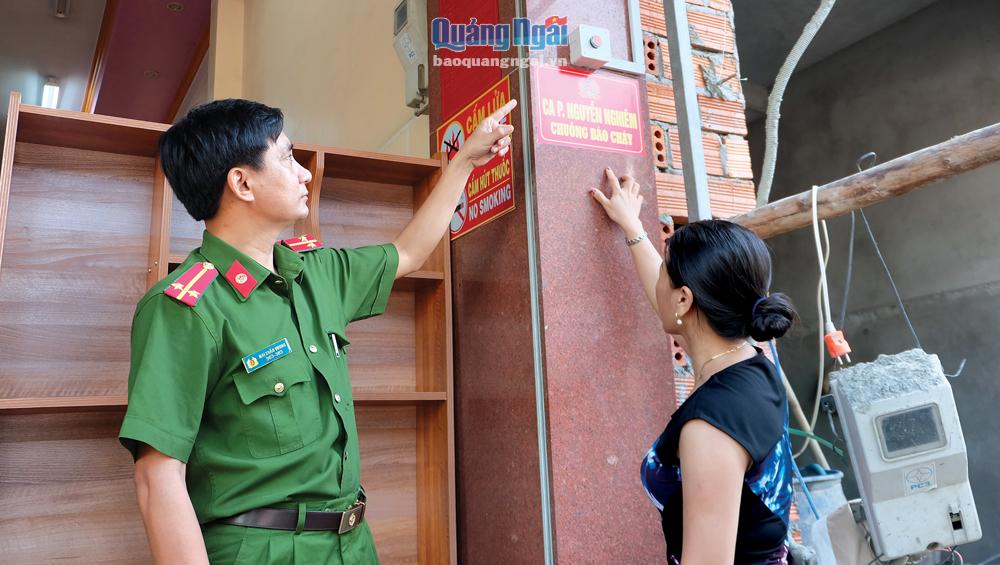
[159,99,284,221]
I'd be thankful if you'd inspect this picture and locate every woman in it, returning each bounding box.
[591,168,796,564]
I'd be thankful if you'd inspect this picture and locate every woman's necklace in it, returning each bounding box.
[697,341,749,380]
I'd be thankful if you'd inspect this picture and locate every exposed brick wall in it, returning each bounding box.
[642,0,757,405]
[640,0,756,226]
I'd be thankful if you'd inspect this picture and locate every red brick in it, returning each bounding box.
[647,82,677,123]
[672,334,695,403]
[640,0,667,36]
[707,0,731,11]
[674,368,696,403]
[661,39,672,80]
[653,87,746,140]
[723,135,754,179]
[650,125,668,169]
[692,52,739,93]
[640,1,720,37]
[668,127,681,168]
[666,129,724,176]
[707,177,756,218]
[644,36,661,77]
[656,172,688,220]
[698,95,747,135]
[688,11,734,53]
[661,217,676,242]
[702,132,724,176]
[647,46,740,97]
[656,173,756,220]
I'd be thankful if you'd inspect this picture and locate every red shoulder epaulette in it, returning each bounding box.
[164,261,219,307]
[282,234,324,252]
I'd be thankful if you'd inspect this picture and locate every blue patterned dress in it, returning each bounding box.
[641,352,792,564]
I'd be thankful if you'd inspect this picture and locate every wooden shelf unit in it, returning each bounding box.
[0,392,450,414]
[0,92,455,564]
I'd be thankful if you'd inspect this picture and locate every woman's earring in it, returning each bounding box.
[675,314,683,326]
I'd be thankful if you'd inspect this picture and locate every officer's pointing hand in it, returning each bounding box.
[458,99,518,168]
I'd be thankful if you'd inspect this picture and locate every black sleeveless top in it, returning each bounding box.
[640,351,793,564]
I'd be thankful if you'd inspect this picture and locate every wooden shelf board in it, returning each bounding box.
[292,144,323,162]
[354,391,447,405]
[0,395,127,414]
[397,270,445,290]
[0,391,447,414]
[323,148,441,185]
[16,103,167,157]
[405,270,445,281]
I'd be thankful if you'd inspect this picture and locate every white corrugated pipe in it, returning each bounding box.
[755,0,838,208]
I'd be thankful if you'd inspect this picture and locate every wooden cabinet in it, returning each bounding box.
[0,92,455,563]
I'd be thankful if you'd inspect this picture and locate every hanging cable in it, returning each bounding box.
[844,153,966,379]
[858,209,922,350]
[812,185,851,365]
[836,153,876,328]
[794,187,835,458]
[812,185,835,331]
[851,152,923,350]
[836,153,876,329]
[795,184,853,459]
[838,210,857,329]
[794,193,831,458]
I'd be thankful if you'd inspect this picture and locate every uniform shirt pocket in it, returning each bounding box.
[231,364,322,458]
[326,328,351,362]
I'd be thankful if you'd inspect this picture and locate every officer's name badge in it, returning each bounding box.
[242,338,292,374]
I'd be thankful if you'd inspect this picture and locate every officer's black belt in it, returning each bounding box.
[218,494,366,534]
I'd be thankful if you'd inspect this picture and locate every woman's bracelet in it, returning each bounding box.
[626,232,648,246]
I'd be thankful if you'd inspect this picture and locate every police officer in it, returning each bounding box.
[118,97,516,564]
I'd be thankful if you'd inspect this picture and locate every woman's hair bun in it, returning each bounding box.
[666,220,798,340]
[749,293,795,341]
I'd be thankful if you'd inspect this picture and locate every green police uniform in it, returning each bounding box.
[119,230,398,564]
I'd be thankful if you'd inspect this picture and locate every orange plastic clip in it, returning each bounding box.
[824,330,852,358]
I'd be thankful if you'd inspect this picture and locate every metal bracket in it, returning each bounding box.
[603,0,646,75]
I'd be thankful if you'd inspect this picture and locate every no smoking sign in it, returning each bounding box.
[436,75,515,240]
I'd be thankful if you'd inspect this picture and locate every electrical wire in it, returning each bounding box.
[921,547,964,565]
[819,154,971,564]
[858,209,922,350]
[852,153,966,376]
[836,153,875,334]
[812,185,836,334]
[788,428,844,456]
[795,185,835,459]
[838,210,857,328]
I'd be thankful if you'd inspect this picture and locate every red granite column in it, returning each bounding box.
[429,1,675,562]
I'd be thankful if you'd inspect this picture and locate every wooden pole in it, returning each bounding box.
[732,121,1000,239]
[783,373,830,468]
[730,123,1000,467]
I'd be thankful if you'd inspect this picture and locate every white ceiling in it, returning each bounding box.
[0,0,105,111]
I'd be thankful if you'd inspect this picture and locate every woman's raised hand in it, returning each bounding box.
[590,167,644,235]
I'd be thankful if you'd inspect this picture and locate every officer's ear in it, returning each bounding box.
[226,166,255,203]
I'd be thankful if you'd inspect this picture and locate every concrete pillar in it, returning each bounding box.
[429,1,676,561]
